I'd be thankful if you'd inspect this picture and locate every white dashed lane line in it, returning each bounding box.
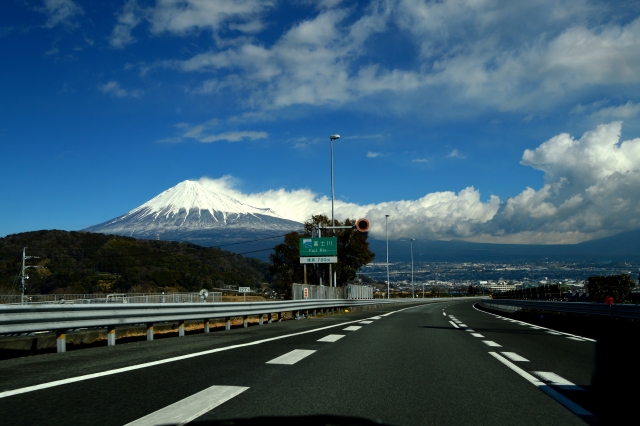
[470,333,484,338]
[359,321,374,324]
[458,324,468,327]
[266,349,316,365]
[449,321,460,329]
[317,334,345,343]
[533,372,585,391]
[500,352,529,362]
[489,352,593,418]
[368,316,382,320]
[482,341,502,347]
[124,385,248,426]
[343,326,362,331]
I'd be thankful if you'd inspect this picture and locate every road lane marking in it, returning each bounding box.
[458,324,468,327]
[266,349,316,365]
[566,336,585,341]
[490,352,593,418]
[533,372,585,391]
[343,326,362,331]
[368,316,382,320]
[470,333,484,338]
[317,334,345,342]
[472,303,596,342]
[124,385,248,426]
[448,321,460,329]
[546,331,562,335]
[465,329,475,332]
[501,352,529,362]
[443,312,446,316]
[0,307,412,399]
[359,321,374,324]
[482,341,502,347]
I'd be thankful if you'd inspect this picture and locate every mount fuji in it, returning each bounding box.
[83,180,303,257]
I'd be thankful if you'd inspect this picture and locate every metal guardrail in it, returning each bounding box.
[0,296,481,352]
[0,292,223,305]
[481,299,640,319]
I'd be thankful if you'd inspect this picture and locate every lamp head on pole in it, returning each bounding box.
[330,134,340,141]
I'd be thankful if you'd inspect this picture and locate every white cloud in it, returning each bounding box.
[109,0,143,48]
[367,151,381,158]
[39,0,84,29]
[592,101,640,120]
[197,122,640,244]
[159,118,267,143]
[447,149,465,159]
[98,81,143,98]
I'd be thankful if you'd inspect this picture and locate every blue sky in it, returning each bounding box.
[2,0,640,244]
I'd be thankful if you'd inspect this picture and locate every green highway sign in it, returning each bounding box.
[299,237,337,256]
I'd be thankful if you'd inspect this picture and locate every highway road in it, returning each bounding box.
[0,299,596,425]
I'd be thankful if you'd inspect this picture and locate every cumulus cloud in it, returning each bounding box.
[98,81,143,98]
[197,122,640,244]
[38,0,84,29]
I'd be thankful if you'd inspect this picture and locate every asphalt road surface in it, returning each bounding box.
[0,300,596,425]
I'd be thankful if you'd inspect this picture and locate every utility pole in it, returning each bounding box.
[20,247,40,304]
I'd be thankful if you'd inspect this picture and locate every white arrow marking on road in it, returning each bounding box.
[124,385,248,426]
[266,349,316,365]
[317,334,345,342]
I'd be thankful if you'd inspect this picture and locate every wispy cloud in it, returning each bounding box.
[412,158,428,163]
[158,118,267,143]
[98,81,143,98]
[592,101,640,120]
[38,0,84,29]
[447,149,466,159]
[109,0,142,49]
[367,151,382,158]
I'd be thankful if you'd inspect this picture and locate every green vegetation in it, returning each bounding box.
[587,274,635,303]
[269,215,375,298]
[0,230,269,294]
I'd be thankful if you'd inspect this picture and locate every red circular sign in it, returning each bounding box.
[605,295,614,305]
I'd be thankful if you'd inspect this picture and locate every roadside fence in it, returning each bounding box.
[0,292,222,305]
[292,283,374,300]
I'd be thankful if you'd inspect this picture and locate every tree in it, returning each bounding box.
[587,274,634,303]
[269,215,375,298]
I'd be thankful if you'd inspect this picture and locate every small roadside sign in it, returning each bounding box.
[304,288,309,299]
[300,256,337,264]
[238,287,250,293]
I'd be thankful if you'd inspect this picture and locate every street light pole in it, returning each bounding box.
[329,134,340,288]
[386,214,390,299]
[410,238,415,298]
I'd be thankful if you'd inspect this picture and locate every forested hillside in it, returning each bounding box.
[0,230,270,294]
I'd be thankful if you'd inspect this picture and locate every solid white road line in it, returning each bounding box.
[482,341,502,347]
[124,385,248,426]
[266,349,316,365]
[533,372,585,391]
[359,321,374,324]
[0,307,410,399]
[343,326,362,331]
[472,303,596,342]
[566,336,585,341]
[490,353,592,417]
[500,352,529,362]
[449,321,460,329]
[317,334,345,342]
[470,333,484,338]
[546,331,562,335]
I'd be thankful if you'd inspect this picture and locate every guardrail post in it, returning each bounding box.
[203,319,210,333]
[178,320,185,337]
[259,315,263,326]
[313,309,317,317]
[278,312,282,322]
[225,317,231,330]
[107,325,116,346]
[56,329,66,353]
[268,313,272,324]
[243,316,248,328]
[146,323,154,341]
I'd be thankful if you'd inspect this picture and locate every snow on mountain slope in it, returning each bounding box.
[83,180,303,241]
